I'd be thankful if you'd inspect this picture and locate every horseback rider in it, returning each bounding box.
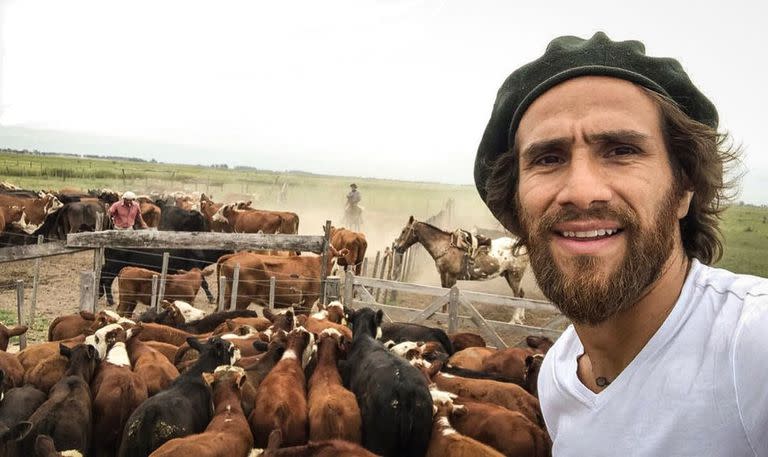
[346,183,361,209]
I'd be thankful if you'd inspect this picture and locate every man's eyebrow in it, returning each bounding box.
[519,130,651,162]
[520,137,572,163]
[584,130,650,145]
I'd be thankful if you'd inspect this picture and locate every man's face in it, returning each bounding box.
[515,76,690,325]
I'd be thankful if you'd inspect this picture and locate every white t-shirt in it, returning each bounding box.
[539,259,768,456]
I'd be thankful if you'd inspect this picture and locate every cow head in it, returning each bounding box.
[202,365,247,393]
[60,343,100,382]
[85,323,125,359]
[0,323,28,352]
[347,307,383,341]
[393,215,418,253]
[189,336,240,367]
[285,327,315,369]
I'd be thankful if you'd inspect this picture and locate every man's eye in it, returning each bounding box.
[535,155,563,166]
[608,145,637,156]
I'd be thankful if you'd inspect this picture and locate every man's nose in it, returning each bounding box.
[554,154,612,210]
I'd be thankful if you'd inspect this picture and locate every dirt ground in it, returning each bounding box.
[0,245,565,349]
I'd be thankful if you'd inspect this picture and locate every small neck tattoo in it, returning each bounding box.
[595,376,611,388]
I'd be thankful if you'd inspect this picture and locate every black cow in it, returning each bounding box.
[0,372,47,457]
[32,201,109,240]
[137,308,260,334]
[117,337,239,457]
[156,203,208,232]
[98,247,228,305]
[380,322,454,356]
[342,308,432,457]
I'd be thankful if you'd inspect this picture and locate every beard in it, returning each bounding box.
[518,189,681,325]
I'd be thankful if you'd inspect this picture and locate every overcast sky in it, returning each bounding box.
[1,0,766,203]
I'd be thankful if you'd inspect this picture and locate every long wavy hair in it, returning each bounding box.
[485,86,741,265]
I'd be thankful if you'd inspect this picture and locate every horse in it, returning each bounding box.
[343,204,363,232]
[393,216,529,324]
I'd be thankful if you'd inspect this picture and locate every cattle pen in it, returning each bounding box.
[2,224,565,349]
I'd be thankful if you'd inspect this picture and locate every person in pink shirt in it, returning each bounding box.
[108,191,148,230]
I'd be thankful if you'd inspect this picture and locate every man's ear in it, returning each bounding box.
[676,190,694,219]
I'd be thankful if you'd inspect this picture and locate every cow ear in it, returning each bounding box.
[9,326,28,337]
[161,300,172,310]
[59,344,71,358]
[237,371,247,389]
[408,215,414,224]
[375,309,384,326]
[8,421,32,442]
[285,310,295,329]
[187,337,202,351]
[202,372,215,386]
[525,355,534,368]
[0,369,5,386]
[263,309,275,322]
[87,345,99,360]
[451,404,467,418]
[79,310,96,320]
[252,340,268,352]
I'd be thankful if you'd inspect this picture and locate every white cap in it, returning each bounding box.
[122,191,137,200]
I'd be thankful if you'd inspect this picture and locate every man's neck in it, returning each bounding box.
[574,249,691,393]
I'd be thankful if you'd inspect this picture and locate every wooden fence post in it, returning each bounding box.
[383,247,395,304]
[15,280,27,350]
[343,270,354,306]
[268,276,276,310]
[361,258,368,277]
[376,250,389,302]
[79,271,95,312]
[151,275,159,311]
[92,213,104,307]
[448,285,460,334]
[30,234,43,326]
[319,220,332,304]
[157,252,170,303]
[217,275,226,312]
[325,276,341,302]
[230,263,240,311]
[371,251,381,279]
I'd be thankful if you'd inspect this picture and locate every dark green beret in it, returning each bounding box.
[474,31,718,203]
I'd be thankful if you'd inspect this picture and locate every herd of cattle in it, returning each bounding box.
[2,184,552,456]
[0,185,368,312]
[0,300,552,456]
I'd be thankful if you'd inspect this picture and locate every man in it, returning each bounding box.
[108,191,148,230]
[474,32,767,456]
[346,183,361,208]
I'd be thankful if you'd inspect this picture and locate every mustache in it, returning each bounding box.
[535,205,638,234]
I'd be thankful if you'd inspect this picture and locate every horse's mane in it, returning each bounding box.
[414,219,451,235]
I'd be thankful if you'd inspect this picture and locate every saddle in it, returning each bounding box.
[451,229,492,259]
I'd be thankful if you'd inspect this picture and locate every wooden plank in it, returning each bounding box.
[325,276,341,302]
[30,235,43,326]
[150,275,159,311]
[371,251,381,279]
[268,276,276,310]
[407,293,449,324]
[67,230,325,253]
[355,276,450,297]
[79,271,95,312]
[157,252,170,303]
[349,300,562,344]
[459,296,507,349]
[343,270,354,306]
[229,263,240,311]
[320,220,331,304]
[361,258,368,277]
[447,286,459,334]
[0,242,88,263]
[15,280,27,350]
[460,289,558,312]
[92,214,105,308]
[217,276,226,312]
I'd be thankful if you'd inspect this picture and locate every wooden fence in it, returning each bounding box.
[342,271,564,348]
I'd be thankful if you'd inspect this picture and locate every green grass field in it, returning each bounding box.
[2,149,767,278]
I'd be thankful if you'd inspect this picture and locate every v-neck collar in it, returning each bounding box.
[565,259,703,409]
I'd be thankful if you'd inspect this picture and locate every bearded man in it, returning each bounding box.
[474,32,767,456]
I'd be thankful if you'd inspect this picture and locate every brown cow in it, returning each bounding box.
[431,370,543,427]
[450,398,551,457]
[330,226,367,275]
[47,311,96,341]
[212,203,283,234]
[259,429,378,457]
[0,192,62,234]
[117,267,211,316]
[220,248,348,309]
[23,344,99,456]
[450,332,487,352]
[308,328,361,443]
[125,325,180,396]
[427,390,504,457]
[0,322,28,351]
[91,326,148,457]
[149,366,253,457]
[137,198,161,228]
[447,347,496,371]
[250,327,315,447]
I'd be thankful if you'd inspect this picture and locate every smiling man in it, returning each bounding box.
[474,32,768,456]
